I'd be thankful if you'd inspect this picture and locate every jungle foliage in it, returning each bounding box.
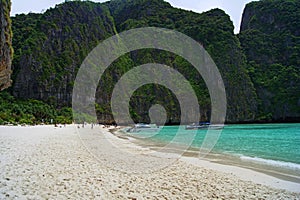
[1,0,299,124]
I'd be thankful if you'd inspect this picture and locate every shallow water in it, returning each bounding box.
[124,123,300,180]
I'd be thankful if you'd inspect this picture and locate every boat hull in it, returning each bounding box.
[185,125,224,130]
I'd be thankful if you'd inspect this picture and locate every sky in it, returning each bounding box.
[10,0,258,33]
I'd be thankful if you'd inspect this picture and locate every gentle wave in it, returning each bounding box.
[240,156,300,170]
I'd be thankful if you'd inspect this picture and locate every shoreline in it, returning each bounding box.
[180,156,300,193]
[114,127,300,192]
[181,149,300,184]
[2,123,300,184]
[2,121,299,127]
[0,125,299,198]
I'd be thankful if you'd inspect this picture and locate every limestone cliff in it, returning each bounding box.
[11,0,258,123]
[239,0,300,121]
[0,0,12,90]
[12,2,116,106]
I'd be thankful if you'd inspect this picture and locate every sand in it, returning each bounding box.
[0,125,299,199]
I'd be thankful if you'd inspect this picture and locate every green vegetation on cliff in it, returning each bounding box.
[101,0,259,123]
[102,0,258,123]
[239,0,300,121]
[12,1,117,106]
[0,0,13,90]
[10,0,257,124]
[1,0,299,124]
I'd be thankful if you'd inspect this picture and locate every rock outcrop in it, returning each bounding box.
[12,2,116,106]
[9,0,300,123]
[239,0,300,121]
[0,0,12,90]
[11,0,258,123]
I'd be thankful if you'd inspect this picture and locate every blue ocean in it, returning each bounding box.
[126,124,300,173]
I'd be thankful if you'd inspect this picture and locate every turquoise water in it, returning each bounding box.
[127,124,300,170]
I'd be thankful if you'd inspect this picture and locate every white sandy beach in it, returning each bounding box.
[0,125,299,199]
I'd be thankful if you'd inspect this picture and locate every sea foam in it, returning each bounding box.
[240,155,300,170]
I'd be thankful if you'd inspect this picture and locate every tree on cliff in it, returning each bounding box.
[0,0,13,90]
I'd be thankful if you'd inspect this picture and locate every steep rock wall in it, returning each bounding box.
[0,0,12,90]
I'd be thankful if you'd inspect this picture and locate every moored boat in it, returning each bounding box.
[185,122,224,130]
[127,123,160,133]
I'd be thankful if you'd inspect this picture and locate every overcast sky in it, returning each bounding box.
[11,0,258,33]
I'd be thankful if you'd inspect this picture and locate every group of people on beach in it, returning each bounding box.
[76,122,118,129]
[77,122,95,129]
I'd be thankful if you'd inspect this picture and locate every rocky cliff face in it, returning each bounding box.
[10,0,258,123]
[12,2,116,106]
[0,0,12,90]
[239,0,300,121]
[105,0,258,123]
[4,0,300,123]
